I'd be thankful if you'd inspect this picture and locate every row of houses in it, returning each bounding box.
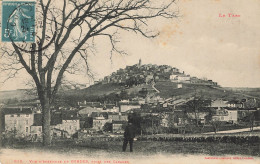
[1,107,80,140]
[154,107,259,128]
[1,105,134,141]
[78,100,142,113]
[1,96,259,141]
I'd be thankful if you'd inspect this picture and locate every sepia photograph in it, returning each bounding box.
[0,0,260,163]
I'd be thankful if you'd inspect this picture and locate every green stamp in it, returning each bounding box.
[1,1,35,42]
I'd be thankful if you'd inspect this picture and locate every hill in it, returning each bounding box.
[1,81,259,105]
[60,80,260,105]
[1,62,260,104]
[0,89,37,103]
[59,60,256,102]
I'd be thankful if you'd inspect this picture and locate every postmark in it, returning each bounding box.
[1,1,35,42]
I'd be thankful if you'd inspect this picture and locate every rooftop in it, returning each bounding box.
[3,107,33,115]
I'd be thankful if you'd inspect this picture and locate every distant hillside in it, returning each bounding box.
[1,62,260,104]
[60,80,260,104]
[154,81,253,100]
[62,83,123,98]
[223,87,260,99]
[0,89,36,103]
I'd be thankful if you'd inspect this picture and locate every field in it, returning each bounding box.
[75,140,260,156]
[1,133,259,164]
[2,133,260,157]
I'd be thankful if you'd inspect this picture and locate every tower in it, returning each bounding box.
[138,58,142,67]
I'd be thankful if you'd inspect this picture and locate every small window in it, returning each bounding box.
[26,127,28,132]
[17,114,20,117]
[11,114,14,117]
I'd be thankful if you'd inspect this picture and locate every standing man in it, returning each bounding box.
[122,120,135,152]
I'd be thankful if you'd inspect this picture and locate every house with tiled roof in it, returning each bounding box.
[30,112,64,141]
[31,110,80,139]
[227,100,243,108]
[3,107,34,138]
[103,104,119,112]
[92,116,112,131]
[78,106,103,116]
[108,112,128,121]
[212,108,238,124]
[55,110,80,137]
[170,74,191,83]
[211,99,229,108]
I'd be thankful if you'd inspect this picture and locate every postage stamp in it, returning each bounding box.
[1,1,35,42]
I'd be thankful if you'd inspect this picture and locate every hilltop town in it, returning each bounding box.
[101,59,218,86]
[0,60,259,143]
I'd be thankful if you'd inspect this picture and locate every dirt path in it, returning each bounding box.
[204,126,260,134]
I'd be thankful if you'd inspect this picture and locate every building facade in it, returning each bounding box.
[4,107,34,138]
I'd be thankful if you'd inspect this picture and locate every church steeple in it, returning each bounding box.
[138,58,142,67]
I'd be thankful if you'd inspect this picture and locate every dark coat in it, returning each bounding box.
[124,123,135,140]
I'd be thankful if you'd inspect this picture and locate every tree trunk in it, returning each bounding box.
[40,93,51,146]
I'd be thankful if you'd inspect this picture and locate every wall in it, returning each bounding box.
[5,113,34,137]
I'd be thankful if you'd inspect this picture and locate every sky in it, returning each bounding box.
[1,0,260,91]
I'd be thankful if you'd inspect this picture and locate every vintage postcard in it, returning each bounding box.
[0,0,260,164]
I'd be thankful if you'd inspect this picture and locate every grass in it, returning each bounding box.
[2,137,259,157]
[154,81,242,100]
[2,81,259,103]
[64,80,245,101]
[65,83,123,97]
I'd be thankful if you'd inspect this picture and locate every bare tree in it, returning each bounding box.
[185,93,211,133]
[210,120,224,134]
[244,98,257,109]
[0,0,178,146]
[244,99,257,131]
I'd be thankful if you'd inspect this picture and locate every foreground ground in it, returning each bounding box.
[0,145,259,164]
[1,139,259,164]
[1,131,260,164]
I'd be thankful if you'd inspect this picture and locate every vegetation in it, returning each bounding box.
[103,122,112,132]
[2,134,259,156]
